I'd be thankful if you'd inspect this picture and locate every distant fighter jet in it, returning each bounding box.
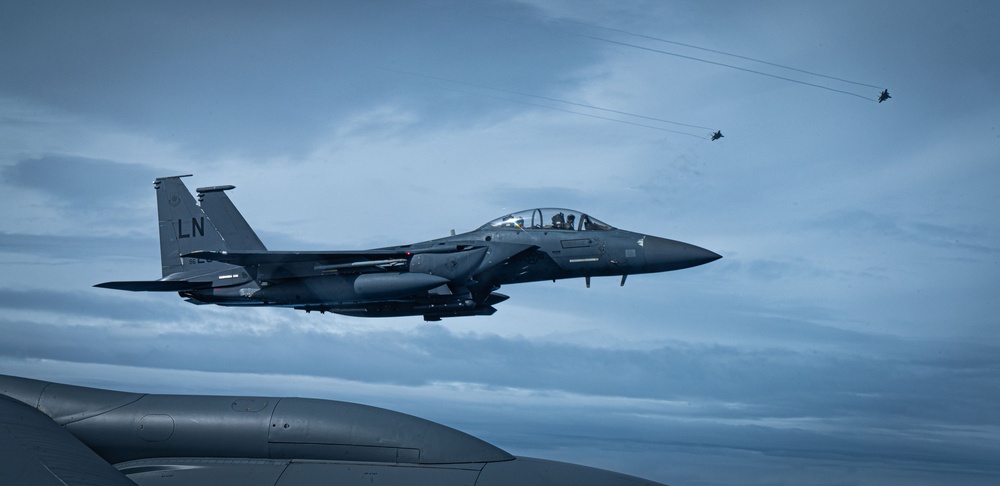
[0,373,666,486]
[711,130,723,141]
[96,175,720,321]
[878,89,891,103]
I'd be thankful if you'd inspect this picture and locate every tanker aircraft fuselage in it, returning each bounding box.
[0,373,668,486]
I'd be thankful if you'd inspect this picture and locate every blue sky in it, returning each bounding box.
[1,1,998,484]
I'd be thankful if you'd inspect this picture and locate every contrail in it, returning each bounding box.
[375,66,714,139]
[574,33,877,102]
[559,18,885,90]
[426,2,887,102]
[379,67,716,131]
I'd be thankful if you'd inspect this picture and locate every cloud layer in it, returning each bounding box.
[2,1,999,485]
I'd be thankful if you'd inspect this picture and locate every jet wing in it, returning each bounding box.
[183,249,414,266]
[184,242,538,285]
[0,394,136,486]
[182,245,487,266]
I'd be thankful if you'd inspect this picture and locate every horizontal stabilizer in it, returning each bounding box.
[94,280,213,292]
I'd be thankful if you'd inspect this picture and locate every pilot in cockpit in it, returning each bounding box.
[551,212,565,229]
[565,214,576,231]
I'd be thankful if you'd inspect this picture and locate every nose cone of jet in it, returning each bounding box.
[643,235,721,272]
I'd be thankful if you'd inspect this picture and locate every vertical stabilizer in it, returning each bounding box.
[154,175,232,278]
[196,185,268,251]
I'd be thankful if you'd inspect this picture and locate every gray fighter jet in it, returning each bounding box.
[97,175,720,320]
[0,373,666,486]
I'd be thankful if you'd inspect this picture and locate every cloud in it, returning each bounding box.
[2,1,999,484]
[1,156,157,235]
[807,209,997,256]
[0,1,603,159]
[0,288,183,323]
[3,310,997,431]
[3,155,151,202]
[0,232,152,260]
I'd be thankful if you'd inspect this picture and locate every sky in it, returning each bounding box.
[1,1,998,485]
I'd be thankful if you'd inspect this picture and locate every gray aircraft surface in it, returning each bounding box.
[97,175,720,321]
[0,373,665,486]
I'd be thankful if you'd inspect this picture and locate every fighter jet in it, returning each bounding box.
[96,175,720,321]
[711,130,723,141]
[0,373,666,486]
[878,89,891,103]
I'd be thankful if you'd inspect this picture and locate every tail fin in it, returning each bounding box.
[154,175,234,278]
[196,185,268,251]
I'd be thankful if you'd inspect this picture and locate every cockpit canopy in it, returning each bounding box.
[479,208,615,232]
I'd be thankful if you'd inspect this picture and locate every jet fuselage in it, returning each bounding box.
[97,177,720,321]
